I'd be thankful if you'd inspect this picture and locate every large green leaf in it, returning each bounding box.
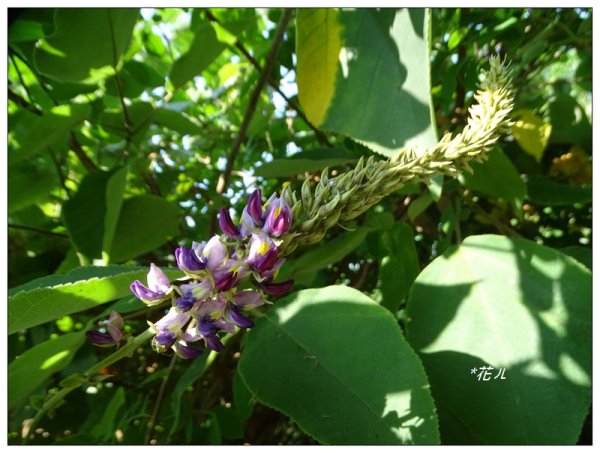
[460,147,526,205]
[34,8,139,82]
[283,227,369,284]
[239,286,439,445]
[109,195,181,262]
[379,223,420,313]
[296,9,436,157]
[169,22,227,89]
[62,167,127,262]
[8,265,182,334]
[154,108,203,135]
[405,234,591,444]
[9,104,91,162]
[8,162,58,213]
[254,149,357,178]
[8,331,86,408]
[526,175,592,206]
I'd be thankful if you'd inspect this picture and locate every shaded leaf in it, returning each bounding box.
[460,147,526,204]
[109,195,181,262]
[34,8,139,82]
[379,223,420,313]
[254,149,357,178]
[9,104,91,163]
[170,22,226,89]
[239,285,439,444]
[297,9,436,157]
[406,234,592,444]
[526,175,592,206]
[8,332,86,408]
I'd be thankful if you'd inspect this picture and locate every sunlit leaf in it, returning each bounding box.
[239,285,439,444]
[406,234,591,444]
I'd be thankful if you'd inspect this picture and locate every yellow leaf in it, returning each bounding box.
[511,109,552,161]
[296,9,342,126]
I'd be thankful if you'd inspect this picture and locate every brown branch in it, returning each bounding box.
[8,87,42,115]
[209,9,294,234]
[69,133,99,172]
[8,223,70,239]
[145,354,178,445]
[205,10,333,148]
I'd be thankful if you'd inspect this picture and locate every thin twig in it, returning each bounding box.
[48,148,72,197]
[205,9,333,148]
[69,133,99,172]
[8,223,70,239]
[145,354,178,445]
[209,9,294,235]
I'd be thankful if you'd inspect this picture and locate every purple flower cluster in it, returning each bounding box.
[126,189,294,359]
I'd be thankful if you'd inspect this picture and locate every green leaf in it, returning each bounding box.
[447,27,468,50]
[169,22,227,89]
[62,167,128,262]
[511,109,552,162]
[406,234,591,444]
[407,192,433,221]
[254,149,357,178]
[106,60,165,98]
[9,104,91,163]
[559,246,591,271]
[8,265,182,334]
[168,352,210,441]
[379,223,420,313]
[285,228,369,281]
[154,108,203,135]
[525,176,592,206]
[102,166,128,263]
[34,8,139,82]
[109,195,181,262]
[8,162,58,213]
[460,147,526,204]
[238,286,439,444]
[8,332,86,408]
[89,387,126,441]
[297,9,437,157]
[143,31,166,57]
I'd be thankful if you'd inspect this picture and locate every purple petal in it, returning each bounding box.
[107,311,124,331]
[219,208,241,238]
[148,263,171,293]
[155,331,177,348]
[175,292,196,312]
[174,341,204,359]
[175,247,206,273]
[233,290,265,309]
[203,236,228,270]
[253,247,279,273]
[247,189,264,225]
[260,279,294,296]
[130,280,166,302]
[204,334,224,352]
[265,198,292,237]
[228,306,254,329]
[86,330,116,345]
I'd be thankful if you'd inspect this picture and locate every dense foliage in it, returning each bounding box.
[7,8,591,445]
